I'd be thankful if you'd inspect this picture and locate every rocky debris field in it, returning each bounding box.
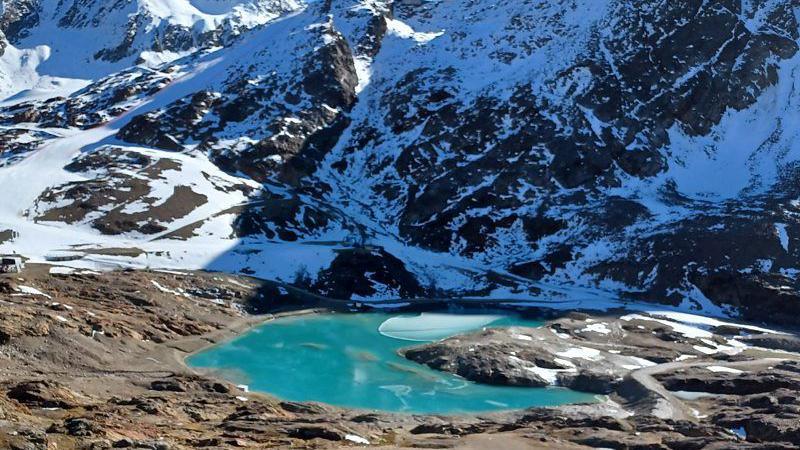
[0,266,798,449]
[401,311,800,445]
[655,360,800,444]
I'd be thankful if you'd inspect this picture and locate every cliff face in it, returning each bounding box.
[1,0,800,323]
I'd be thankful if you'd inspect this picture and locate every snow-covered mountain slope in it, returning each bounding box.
[1,0,800,325]
[0,0,301,99]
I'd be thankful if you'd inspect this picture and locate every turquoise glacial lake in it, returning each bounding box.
[186,313,597,414]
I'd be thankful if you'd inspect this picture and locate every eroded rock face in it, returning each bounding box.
[660,360,800,387]
[116,5,361,186]
[326,1,798,227]
[301,0,800,310]
[312,247,425,299]
[742,334,800,353]
[0,128,57,166]
[589,195,800,324]
[7,380,79,409]
[656,361,800,445]
[0,0,39,42]
[231,193,346,241]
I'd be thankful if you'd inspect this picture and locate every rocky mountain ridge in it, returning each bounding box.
[1,0,800,324]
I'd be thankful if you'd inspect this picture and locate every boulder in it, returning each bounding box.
[7,380,79,409]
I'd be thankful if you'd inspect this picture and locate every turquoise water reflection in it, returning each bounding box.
[187,313,597,413]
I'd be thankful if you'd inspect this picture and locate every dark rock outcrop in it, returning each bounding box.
[7,380,79,409]
[312,247,425,300]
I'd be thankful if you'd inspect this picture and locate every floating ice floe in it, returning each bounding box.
[378,313,503,341]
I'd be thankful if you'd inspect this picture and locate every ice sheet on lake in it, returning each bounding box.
[378,313,503,341]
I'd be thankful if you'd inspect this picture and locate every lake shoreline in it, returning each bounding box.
[184,312,601,414]
[174,281,799,416]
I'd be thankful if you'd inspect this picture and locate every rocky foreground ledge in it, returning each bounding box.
[1,266,799,449]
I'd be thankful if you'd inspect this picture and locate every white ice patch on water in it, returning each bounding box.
[377,313,502,341]
[378,385,412,410]
[484,400,509,408]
